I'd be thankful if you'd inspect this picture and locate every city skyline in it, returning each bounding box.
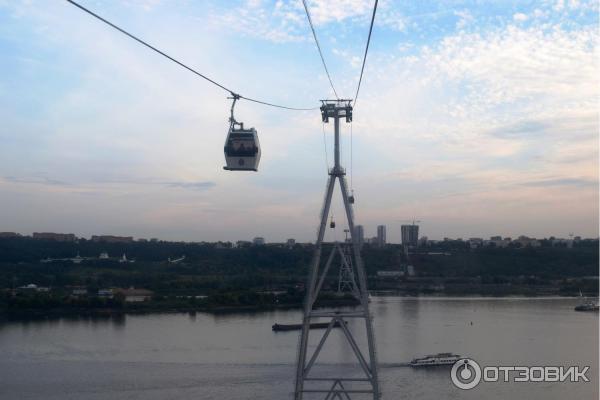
[0,228,595,244]
[1,1,598,242]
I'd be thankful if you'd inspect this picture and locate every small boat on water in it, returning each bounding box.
[574,303,598,312]
[272,321,346,332]
[410,353,462,367]
[574,291,599,312]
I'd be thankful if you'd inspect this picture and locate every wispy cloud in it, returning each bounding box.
[3,176,217,191]
[164,181,217,190]
[521,178,598,188]
[487,120,552,139]
[513,12,528,22]
[3,176,70,186]
[454,9,474,29]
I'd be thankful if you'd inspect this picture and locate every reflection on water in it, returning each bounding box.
[1,312,128,331]
[0,297,597,400]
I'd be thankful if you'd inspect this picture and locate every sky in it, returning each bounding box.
[0,0,598,243]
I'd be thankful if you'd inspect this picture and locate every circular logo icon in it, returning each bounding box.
[451,358,482,390]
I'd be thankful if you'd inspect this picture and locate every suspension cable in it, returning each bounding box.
[346,1,378,196]
[229,94,240,125]
[353,0,378,106]
[66,0,318,111]
[301,0,339,99]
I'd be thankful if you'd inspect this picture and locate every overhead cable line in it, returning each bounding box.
[301,0,339,99]
[65,0,317,111]
[348,0,377,193]
[353,0,378,106]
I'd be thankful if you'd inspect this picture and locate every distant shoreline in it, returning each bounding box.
[1,292,594,322]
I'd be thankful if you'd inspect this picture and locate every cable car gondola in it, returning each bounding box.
[224,95,261,171]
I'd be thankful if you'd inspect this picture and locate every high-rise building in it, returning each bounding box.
[91,235,133,243]
[252,237,265,246]
[401,224,419,247]
[354,225,365,247]
[33,232,77,242]
[376,225,386,248]
[0,232,21,238]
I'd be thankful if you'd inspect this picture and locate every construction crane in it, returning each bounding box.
[399,219,421,225]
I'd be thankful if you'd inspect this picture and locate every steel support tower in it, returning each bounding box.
[337,230,359,296]
[294,100,380,399]
[338,243,359,296]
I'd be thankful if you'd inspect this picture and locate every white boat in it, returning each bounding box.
[410,353,461,367]
[575,291,599,312]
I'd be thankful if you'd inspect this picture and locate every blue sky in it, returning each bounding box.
[0,0,598,242]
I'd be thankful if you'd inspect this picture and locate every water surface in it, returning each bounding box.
[0,296,597,399]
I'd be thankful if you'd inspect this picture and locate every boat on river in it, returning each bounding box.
[574,291,599,312]
[272,320,346,332]
[410,353,462,367]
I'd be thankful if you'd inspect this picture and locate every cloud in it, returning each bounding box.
[303,0,372,25]
[131,0,163,12]
[164,181,217,190]
[2,176,217,192]
[210,0,380,43]
[488,120,547,139]
[3,176,69,186]
[521,178,598,188]
[337,14,598,238]
[454,9,474,29]
[375,8,408,32]
[553,0,565,12]
[209,1,308,43]
[426,26,598,109]
[513,13,528,22]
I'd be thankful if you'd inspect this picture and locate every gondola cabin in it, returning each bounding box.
[223,123,261,171]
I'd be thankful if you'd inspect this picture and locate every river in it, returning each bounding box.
[0,296,597,399]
